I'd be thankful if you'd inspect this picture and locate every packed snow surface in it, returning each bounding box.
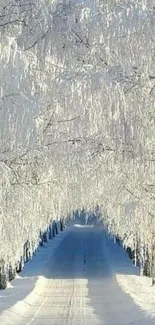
[0,226,155,325]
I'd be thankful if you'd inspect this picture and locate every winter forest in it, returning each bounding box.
[1,0,155,286]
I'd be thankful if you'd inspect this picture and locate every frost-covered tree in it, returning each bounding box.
[1,0,155,285]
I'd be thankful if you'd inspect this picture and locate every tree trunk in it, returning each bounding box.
[9,263,16,281]
[52,222,55,237]
[17,256,24,273]
[134,238,137,266]
[43,232,47,242]
[60,219,64,231]
[55,222,58,235]
[140,245,145,276]
[49,225,53,239]
[0,260,7,289]
[151,240,155,285]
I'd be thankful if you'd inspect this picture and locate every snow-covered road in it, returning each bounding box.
[0,226,155,325]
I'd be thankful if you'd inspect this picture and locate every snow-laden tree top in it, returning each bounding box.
[1,0,155,264]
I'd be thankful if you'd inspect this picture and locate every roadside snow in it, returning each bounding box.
[0,227,72,322]
[74,224,94,227]
[103,232,155,319]
[116,274,155,318]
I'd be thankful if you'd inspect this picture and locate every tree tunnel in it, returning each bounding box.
[1,0,155,286]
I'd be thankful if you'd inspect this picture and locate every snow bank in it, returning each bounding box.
[116,274,155,318]
[0,226,71,324]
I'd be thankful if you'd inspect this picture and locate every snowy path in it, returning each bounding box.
[0,226,155,325]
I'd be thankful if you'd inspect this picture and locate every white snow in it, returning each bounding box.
[116,274,155,318]
[0,226,155,325]
[1,3,155,324]
[0,227,72,324]
[0,0,155,279]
